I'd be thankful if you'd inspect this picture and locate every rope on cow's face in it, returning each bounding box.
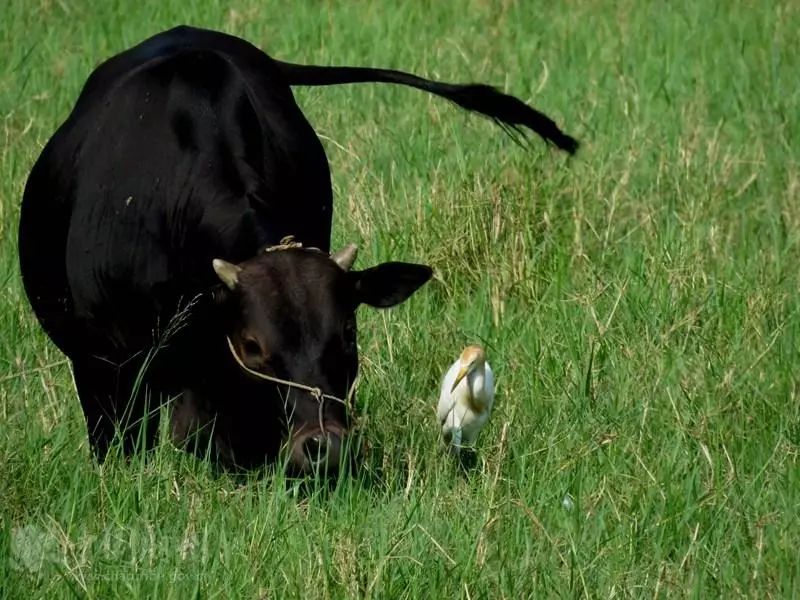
[225,336,357,410]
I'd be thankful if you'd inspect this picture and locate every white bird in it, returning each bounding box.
[437,345,495,455]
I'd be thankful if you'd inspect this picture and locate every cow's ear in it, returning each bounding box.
[351,262,433,308]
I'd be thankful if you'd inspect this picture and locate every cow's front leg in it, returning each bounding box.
[71,355,160,461]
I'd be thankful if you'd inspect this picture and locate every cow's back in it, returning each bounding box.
[19,26,332,360]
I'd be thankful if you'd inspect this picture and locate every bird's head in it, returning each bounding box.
[450,344,487,392]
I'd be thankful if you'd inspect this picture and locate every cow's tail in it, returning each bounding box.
[274,61,579,155]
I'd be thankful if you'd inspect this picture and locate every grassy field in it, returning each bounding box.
[1,0,799,597]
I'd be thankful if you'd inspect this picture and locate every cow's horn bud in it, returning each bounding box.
[212,259,242,290]
[331,244,358,271]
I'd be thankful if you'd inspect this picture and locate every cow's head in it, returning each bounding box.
[208,242,431,474]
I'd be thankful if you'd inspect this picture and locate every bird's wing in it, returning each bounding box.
[437,395,455,427]
[437,359,459,424]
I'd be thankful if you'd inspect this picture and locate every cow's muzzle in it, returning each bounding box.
[290,427,345,475]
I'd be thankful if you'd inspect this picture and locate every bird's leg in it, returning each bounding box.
[450,428,463,456]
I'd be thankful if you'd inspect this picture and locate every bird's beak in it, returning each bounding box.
[451,365,469,393]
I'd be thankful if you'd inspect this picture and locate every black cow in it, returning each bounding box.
[18,26,577,473]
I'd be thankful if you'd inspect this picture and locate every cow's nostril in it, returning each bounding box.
[292,430,343,474]
[302,434,329,463]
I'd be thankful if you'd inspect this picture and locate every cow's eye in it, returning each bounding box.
[242,337,263,358]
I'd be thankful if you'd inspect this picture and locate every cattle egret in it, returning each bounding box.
[437,345,495,455]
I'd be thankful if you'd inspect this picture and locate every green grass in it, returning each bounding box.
[1,0,799,597]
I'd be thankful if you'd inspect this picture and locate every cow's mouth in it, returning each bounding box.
[225,337,354,475]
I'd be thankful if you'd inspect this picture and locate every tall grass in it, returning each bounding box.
[1,0,798,597]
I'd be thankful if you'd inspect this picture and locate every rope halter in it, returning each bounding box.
[221,235,361,412]
[225,336,357,409]
[264,235,322,254]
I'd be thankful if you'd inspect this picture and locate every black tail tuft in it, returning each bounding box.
[446,83,579,154]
